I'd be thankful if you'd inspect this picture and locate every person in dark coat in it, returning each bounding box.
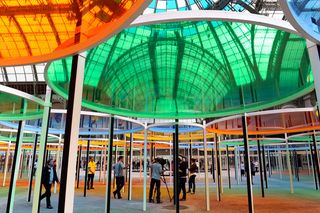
[40,159,59,209]
[187,158,198,194]
[178,157,188,201]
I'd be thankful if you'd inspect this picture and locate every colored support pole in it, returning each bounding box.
[143,124,148,211]
[310,143,318,190]
[28,134,38,202]
[128,130,133,200]
[284,133,294,193]
[262,145,268,189]
[312,132,320,187]
[174,119,179,213]
[84,140,90,197]
[257,140,264,197]
[57,53,86,213]
[242,115,254,213]
[31,87,51,213]
[203,121,210,211]
[226,145,231,189]
[105,116,114,213]
[77,145,82,189]
[6,120,25,213]
[234,146,239,185]
[2,135,12,187]
[215,134,221,201]
[212,147,215,183]
[267,149,272,177]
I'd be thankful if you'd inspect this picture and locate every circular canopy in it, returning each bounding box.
[0,85,44,121]
[280,0,320,44]
[0,0,151,66]
[46,12,313,119]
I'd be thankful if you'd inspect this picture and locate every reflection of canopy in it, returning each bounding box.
[0,0,151,66]
[47,12,313,119]
[280,0,320,44]
[207,108,320,135]
[0,85,44,121]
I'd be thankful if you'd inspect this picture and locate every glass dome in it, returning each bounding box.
[46,14,313,119]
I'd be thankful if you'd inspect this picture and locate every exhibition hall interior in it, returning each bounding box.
[1,0,320,212]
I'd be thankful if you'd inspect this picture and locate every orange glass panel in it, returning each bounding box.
[0,0,151,66]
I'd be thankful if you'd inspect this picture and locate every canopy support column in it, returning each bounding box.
[203,121,210,211]
[57,53,85,213]
[284,133,294,193]
[105,116,114,213]
[257,140,264,197]
[242,114,254,213]
[6,119,25,213]
[143,124,148,211]
[32,87,52,213]
[128,130,133,200]
[28,134,38,202]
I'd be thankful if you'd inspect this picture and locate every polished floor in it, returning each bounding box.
[1,170,320,212]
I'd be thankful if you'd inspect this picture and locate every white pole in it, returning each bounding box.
[278,150,283,179]
[203,121,210,211]
[129,133,133,200]
[54,134,62,194]
[235,146,239,184]
[306,149,311,176]
[2,135,12,187]
[214,134,219,201]
[218,136,223,194]
[285,133,294,193]
[32,87,52,213]
[143,125,148,211]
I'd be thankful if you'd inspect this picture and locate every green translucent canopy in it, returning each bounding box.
[0,88,44,121]
[46,20,313,119]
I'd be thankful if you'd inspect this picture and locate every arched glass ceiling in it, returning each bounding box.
[0,0,151,66]
[46,17,313,119]
[280,0,320,44]
[143,0,253,13]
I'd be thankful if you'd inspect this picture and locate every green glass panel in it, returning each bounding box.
[46,21,313,119]
[0,91,43,121]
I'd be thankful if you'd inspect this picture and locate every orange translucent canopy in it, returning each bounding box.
[0,0,150,66]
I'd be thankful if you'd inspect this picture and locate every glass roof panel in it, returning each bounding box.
[46,20,313,119]
[0,0,151,66]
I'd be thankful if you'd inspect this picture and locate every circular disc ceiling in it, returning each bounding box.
[0,0,151,66]
[46,12,314,119]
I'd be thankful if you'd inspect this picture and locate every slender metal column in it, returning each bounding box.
[257,140,264,197]
[203,121,210,211]
[2,135,12,187]
[128,129,133,200]
[218,137,223,194]
[105,116,114,213]
[226,145,231,189]
[242,115,254,213]
[6,120,25,213]
[284,133,294,193]
[28,134,38,202]
[57,53,86,213]
[29,87,51,213]
[306,149,311,176]
[54,133,63,194]
[310,143,318,189]
[174,119,179,213]
[267,149,272,177]
[262,145,268,189]
[212,147,215,183]
[215,134,221,201]
[234,146,239,184]
[77,145,82,188]
[84,140,90,197]
[312,132,320,187]
[278,150,283,179]
[143,124,148,211]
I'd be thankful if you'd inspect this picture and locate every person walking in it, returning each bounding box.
[87,157,96,189]
[187,158,198,194]
[149,158,163,203]
[113,156,125,199]
[178,157,188,201]
[40,159,59,209]
[240,161,245,181]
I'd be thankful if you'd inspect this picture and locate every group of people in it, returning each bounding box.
[148,157,199,203]
[38,155,199,209]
